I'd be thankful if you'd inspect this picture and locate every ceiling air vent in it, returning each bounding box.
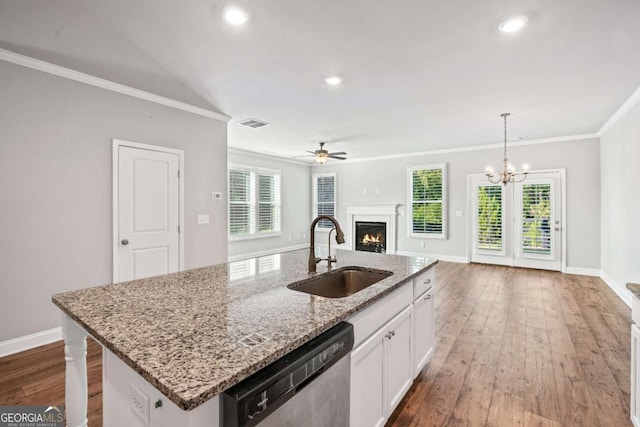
[238,118,270,129]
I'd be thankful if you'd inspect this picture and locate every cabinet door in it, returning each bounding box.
[412,287,435,378]
[351,326,386,427]
[632,324,640,427]
[384,306,413,417]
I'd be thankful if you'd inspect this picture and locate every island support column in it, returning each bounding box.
[62,313,88,427]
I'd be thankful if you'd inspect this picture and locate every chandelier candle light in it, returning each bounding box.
[486,113,529,185]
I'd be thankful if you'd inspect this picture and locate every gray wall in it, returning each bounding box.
[227,151,311,258]
[600,101,640,289]
[0,60,228,341]
[312,137,601,269]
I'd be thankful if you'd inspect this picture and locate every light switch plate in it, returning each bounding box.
[456,210,463,217]
[197,214,210,224]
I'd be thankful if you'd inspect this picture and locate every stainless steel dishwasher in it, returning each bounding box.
[222,322,353,427]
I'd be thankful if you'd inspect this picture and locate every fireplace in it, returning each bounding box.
[355,221,386,253]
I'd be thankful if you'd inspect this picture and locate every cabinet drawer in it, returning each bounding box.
[349,284,413,348]
[413,268,435,299]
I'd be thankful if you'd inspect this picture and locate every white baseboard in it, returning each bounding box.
[228,243,307,262]
[565,267,601,277]
[600,270,632,307]
[395,250,469,264]
[0,327,62,358]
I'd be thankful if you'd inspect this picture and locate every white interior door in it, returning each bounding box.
[116,144,181,282]
[470,171,563,271]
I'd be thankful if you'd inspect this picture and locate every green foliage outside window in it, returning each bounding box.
[412,169,443,234]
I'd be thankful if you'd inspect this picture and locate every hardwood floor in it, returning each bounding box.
[0,262,632,426]
[0,336,103,426]
[387,262,632,427]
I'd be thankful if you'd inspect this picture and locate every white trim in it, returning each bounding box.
[227,164,282,239]
[312,172,338,231]
[0,48,230,122]
[598,85,640,136]
[407,163,448,240]
[395,250,468,264]
[0,327,62,357]
[600,270,632,307]
[329,134,599,164]
[565,267,601,276]
[227,243,307,262]
[228,147,311,166]
[346,205,399,254]
[112,139,185,283]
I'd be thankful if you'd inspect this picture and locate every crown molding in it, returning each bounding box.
[0,48,230,122]
[336,133,599,164]
[597,85,640,136]
[228,147,312,166]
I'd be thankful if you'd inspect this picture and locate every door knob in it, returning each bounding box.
[121,239,129,245]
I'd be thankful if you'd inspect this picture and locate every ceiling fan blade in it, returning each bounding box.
[307,151,317,154]
[328,152,347,156]
[328,155,347,160]
[293,154,315,158]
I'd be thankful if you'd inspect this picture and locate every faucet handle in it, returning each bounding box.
[327,255,337,263]
[315,257,322,264]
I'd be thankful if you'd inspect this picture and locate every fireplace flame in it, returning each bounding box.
[361,233,383,244]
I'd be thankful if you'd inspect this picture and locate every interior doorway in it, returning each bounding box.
[112,139,184,282]
[468,170,565,272]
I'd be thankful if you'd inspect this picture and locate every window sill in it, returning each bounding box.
[409,233,447,240]
[228,233,282,242]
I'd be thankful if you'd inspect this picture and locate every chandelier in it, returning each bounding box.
[486,113,528,185]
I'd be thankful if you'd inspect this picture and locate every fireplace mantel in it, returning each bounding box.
[346,205,398,254]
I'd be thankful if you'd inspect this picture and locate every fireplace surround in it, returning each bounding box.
[346,205,398,254]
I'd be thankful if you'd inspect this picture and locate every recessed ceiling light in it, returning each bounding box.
[498,15,528,33]
[223,6,249,26]
[325,76,343,85]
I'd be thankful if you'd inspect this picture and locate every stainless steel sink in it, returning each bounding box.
[288,267,393,298]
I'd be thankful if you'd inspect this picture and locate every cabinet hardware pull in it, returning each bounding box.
[424,294,432,300]
[424,278,431,284]
[386,332,392,340]
[391,330,395,336]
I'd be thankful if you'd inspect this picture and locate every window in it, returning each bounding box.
[312,173,336,229]
[229,166,281,238]
[477,185,504,252]
[407,164,447,239]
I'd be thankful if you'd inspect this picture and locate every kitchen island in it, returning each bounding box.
[53,248,437,426]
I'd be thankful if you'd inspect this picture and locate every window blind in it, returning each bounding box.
[313,174,336,229]
[229,169,254,235]
[477,185,503,251]
[409,166,446,238]
[229,167,281,237]
[521,183,552,255]
[258,172,281,233]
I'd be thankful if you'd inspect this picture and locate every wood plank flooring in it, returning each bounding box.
[387,262,632,427]
[0,262,632,426]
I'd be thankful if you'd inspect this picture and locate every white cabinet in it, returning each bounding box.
[632,324,640,427]
[412,287,435,377]
[350,326,387,427]
[384,306,413,414]
[350,306,413,427]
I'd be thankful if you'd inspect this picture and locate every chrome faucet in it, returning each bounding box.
[309,215,346,273]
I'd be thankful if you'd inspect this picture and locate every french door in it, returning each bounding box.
[470,171,563,271]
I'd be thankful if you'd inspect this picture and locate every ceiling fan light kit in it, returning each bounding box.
[297,142,347,164]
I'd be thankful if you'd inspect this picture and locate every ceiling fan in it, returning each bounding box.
[297,142,347,164]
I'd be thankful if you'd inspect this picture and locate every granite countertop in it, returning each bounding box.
[627,282,640,299]
[52,248,437,410]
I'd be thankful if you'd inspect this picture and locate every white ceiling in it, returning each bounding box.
[1,0,639,161]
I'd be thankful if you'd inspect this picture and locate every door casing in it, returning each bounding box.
[112,139,185,282]
[466,169,567,273]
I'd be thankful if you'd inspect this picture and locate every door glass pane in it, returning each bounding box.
[521,183,552,255]
[477,185,503,251]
